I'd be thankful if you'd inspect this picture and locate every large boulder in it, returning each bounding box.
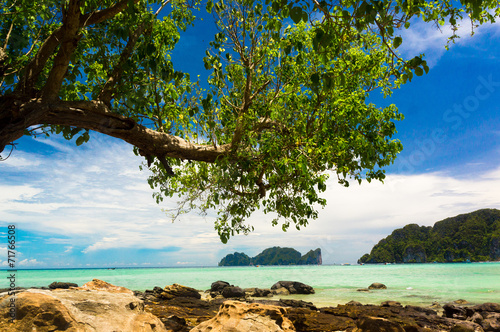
[211,280,230,293]
[159,284,201,300]
[271,281,315,295]
[0,288,166,331]
[191,300,295,332]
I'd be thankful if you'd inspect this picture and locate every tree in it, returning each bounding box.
[1,0,498,242]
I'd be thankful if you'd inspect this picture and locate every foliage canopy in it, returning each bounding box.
[1,0,498,242]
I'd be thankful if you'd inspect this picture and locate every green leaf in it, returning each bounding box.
[290,7,303,24]
[393,36,402,49]
[414,67,424,76]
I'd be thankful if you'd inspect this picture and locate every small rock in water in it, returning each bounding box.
[368,282,387,290]
[454,299,469,305]
[357,288,370,292]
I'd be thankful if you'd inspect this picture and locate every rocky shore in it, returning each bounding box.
[1,279,499,331]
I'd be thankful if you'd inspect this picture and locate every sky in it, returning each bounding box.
[1,8,500,269]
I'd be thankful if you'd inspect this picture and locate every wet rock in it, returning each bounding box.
[191,300,294,332]
[357,288,370,292]
[455,299,470,305]
[48,281,78,289]
[271,281,315,294]
[368,282,387,290]
[221,286,246,298]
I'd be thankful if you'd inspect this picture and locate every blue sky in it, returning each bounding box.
[1,11,500,269]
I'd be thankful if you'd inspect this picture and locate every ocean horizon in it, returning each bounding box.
[2,262,500,308]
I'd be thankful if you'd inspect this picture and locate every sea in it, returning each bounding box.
[2,263,500,308]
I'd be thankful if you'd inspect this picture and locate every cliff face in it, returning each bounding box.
[218,247,322,266]
[358,209,500,264]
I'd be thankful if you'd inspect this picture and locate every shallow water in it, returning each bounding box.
[3,262,499,307]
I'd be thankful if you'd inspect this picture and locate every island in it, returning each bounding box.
[358,208,500,264]
[218,247,322,266]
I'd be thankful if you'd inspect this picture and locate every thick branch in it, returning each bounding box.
[37,100,231,162]
[41,0,82,100]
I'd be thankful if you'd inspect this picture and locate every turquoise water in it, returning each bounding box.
[2,263,499,307]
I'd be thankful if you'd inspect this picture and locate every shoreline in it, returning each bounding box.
[2,280,499,331]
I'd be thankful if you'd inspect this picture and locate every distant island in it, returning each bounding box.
[218,247,322,266]
[358,208,500,264]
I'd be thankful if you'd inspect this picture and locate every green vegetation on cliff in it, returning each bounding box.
[358,209,500,264]
[219,247,322,266]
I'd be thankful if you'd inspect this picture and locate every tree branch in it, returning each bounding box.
[80,0,139,27]
[38,100,231,162]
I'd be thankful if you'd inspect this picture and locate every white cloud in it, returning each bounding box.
[18,258,43,266]
[399,17,500,66]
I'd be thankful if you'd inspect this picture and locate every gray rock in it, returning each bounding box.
[221,286,246,298]
[271,281,315,294]
[48,281,78,289]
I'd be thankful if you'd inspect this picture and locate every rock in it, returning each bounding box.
[444,303,468,320]
[368,282,387,290]
[0,288,166,331]
[48,281,78,289]
[346,300,363,306]
[381,300,402,307]
[75,278,134,294]
[191,300,295,332]
[221,286,246,298]
[455,299,470,305]
[211,280,230,293]
[279,299,317,311]
[357,288,370,292]
[469,312,484,324]
[273,287,290,295]
[355,316,405,331]
[271,281,315,294]
[160,284,201,300]
[450,321,485,332]
[245,287,272,297]
[287,307,355,331]
[430,301,442,309]
[472,303,500,313]
[481,315,500,331]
